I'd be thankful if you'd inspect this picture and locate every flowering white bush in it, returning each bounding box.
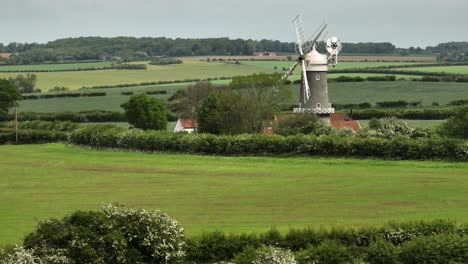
[102,203,185,263]
[0,246,41,264]
[253,246,296,264]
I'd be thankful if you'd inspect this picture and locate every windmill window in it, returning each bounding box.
[315,74,320,81]
[316,103,321,108]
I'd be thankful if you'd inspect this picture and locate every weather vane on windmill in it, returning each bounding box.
[282,15,343,122]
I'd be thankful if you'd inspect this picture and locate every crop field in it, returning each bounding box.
[17,81,468,113]
[0,143,466,245]
[0,61,262,90]
[180,55,437,62]
[240,60,427,71]
[394,65,468,75]
[0,61,113,72]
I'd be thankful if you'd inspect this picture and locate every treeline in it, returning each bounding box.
[0,36,429,65]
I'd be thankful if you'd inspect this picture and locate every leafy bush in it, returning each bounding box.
[365,239,400,264]
[437,106,468,139]
[399,234,468,263]
[254,246,296,264]
[0,120,79,131]
[295,240,355,264]
[347,107,456,120]
[274,113,333,136]
[149,58,183,65]
[366,117,423,139]
[375,100,409,108]
[23,204,185,264]
[0,129,68,144]
[121,93,168,130]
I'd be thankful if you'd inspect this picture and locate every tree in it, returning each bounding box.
[275,113,333,136]
[197,92,249,134]
[121,93,167,130]
[174,82,219,130]
[438,106,468,139]
[230,73,290,133]
[0,79,21,119]
[8,74,37,93]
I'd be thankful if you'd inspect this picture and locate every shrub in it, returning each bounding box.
[23,204,185,264]
[399,234,468,263]
[437,106,468,139]
[121,93,168,130]
[365,239,400,264]
[254,246,296,264]
[366,117,419,139]
[275,113,333,136]
[113,63,147,70]
[295,240,354,264]
[149,58,183,65]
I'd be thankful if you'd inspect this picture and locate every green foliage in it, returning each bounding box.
[0,129,68,144]
[8,74,37,93]
[0,79,21,118]
[0,120,79,131]
[399,234,468,263]
[149,58,183,65]
[274,114,333,136]
[348,107,457,120]
[121,93,168,130]
[69,125,468,161]
[366,117,424,139]
[254,246,296,264]
[197,92,249,134]
[438,106,468,139]
[295,241,354,264]
[365,239,400,264]
[23,204,185,264]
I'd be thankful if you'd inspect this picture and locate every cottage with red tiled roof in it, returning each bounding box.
[0,53,13,59]
[174,117,198,133]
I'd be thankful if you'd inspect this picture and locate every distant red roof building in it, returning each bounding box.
[329,113,361,132]
[272,113,361,133]
[174,117,198,133]
[254,51,277,57]
[0,53,13,59]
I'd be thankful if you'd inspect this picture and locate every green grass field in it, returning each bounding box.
[0,61,113,72]
[0,61,262,90]
[17,81,468,113]
[0,143,467,245]
[394,65,468,75]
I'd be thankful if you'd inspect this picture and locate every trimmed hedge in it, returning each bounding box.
[184,220,468,263]
[0,120,79,131]
[69,126,468,161]
[22,92,106,100]
[347,108,456,120]
[0,129,68,144]
[0,111,127,123]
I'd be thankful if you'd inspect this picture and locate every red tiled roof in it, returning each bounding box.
[330,113,361,132]
[0,53,13,59]
[274,113,361,132]
[179,118,198,129]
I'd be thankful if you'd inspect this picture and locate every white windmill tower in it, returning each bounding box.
[282,15,343,122]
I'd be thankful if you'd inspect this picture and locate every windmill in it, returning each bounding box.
[282,15,342,121]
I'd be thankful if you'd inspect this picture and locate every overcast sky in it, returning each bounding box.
[1,0,467,48]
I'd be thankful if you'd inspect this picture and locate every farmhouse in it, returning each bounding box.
[254,51,277,57]
[0,53,13,59]
[174,117,198,133]
[274,113,361,132]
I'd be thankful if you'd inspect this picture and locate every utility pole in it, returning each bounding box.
[15,106,18,144]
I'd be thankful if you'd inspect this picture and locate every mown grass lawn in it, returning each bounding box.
[0,143,467,245]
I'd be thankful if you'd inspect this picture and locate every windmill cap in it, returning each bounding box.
[306,48,328,65]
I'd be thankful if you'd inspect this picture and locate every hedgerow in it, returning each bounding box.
[69,125,468,161]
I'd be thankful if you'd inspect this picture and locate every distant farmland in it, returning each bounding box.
[17,80,468,113]
[0,61,113,72]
